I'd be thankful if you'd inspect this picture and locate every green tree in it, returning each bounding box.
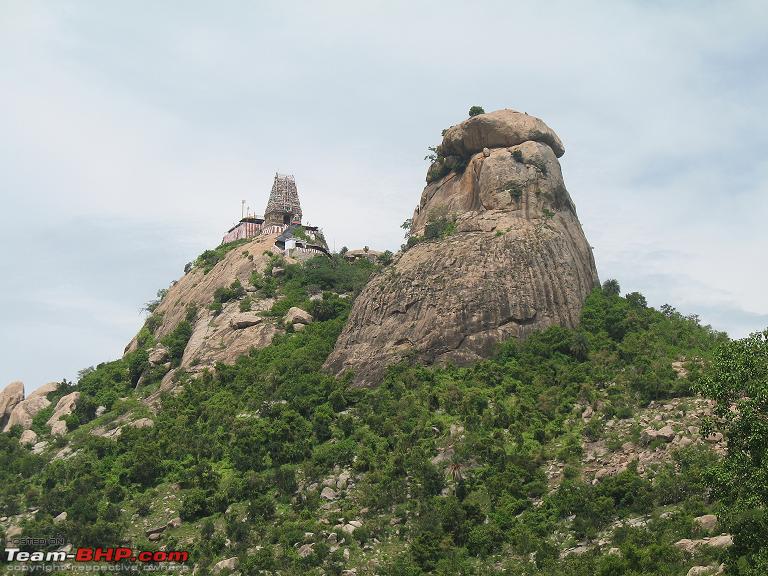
[468,105,485,117]
[602,278,621,297]
[697,329,768,574]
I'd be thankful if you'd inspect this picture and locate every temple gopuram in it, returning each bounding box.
[222,173,329,258]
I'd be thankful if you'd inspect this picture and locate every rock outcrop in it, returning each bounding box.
[47,391,79,436]
[3,382,59,432]
[326,108,598,386]
[0,381,24,429]
[125,234,284,397]
[441,109,565,159]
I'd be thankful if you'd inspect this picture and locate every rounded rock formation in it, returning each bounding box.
[0,381,24,429]
[440,108,565,159]
[3,382,59,432]
[325,108,598,386]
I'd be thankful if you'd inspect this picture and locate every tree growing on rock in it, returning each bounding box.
[468,105,485,117]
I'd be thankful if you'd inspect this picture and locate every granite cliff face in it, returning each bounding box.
[326,109,599,386]
[124,234,284,399]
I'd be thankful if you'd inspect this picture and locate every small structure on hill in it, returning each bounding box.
[221,173,328,258]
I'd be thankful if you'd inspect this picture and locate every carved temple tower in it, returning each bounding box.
[264,173,303,227]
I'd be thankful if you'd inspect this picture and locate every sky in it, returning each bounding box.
[1,0,767,392]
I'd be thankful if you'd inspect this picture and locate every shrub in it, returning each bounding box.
[179,488,209,520]
[194,239,249,274]
[469,105,485,117]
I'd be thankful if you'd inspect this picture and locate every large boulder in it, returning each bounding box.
[285,307,313,325]
[326,110,598,387]
[19,429,38,446]
[441,109,565,159]
[47,392,80,436]
[230,312,264,329]
[3,382,59,432]
[212,557,239,574]
[694,514,719,533]
[0,381,24,429]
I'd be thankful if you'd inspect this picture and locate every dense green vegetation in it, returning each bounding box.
[252,253,377,319]
[4,256,767,575]
[194,239,250,274]
[696,330,768,575]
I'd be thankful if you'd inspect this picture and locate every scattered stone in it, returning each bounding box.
[285,307,313,325]
[7,525,22,539]
[656,425,675,442]
[19,429,38,446]
[297,543,314,558]
[694,514,718,533]
[293,323,306,332]
[708,535,733,549]
[672,360,689,379]
[95,406,106,417]
[320,487,337,500]
[212,557,239,574]
[705,432,723,443]
[687,566,722,576]
[675,535,732,554]
[53,511,67,524]
[32,441,48,454]
[148,532,162,541]
[482,147,491,157]
[230,313,264,330]
[582,406,594,420]
[148,347,169,365]
[129,418,154,429]
[674,539,698,554]
[146,523,167,537]
[594,468,609,480]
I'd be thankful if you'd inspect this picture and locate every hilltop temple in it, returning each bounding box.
[222,173,328,258]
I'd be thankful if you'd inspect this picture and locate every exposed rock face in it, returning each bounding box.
[3,382,59,432]
[125,234,285,399]
[326,109,598,386]
[0,381,24,429]
[47,392,79,436]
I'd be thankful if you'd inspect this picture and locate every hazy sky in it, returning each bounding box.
[2,1,767,392]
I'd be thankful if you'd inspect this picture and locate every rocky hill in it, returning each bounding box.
[327,109,598,386]
[0,107,765,576]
